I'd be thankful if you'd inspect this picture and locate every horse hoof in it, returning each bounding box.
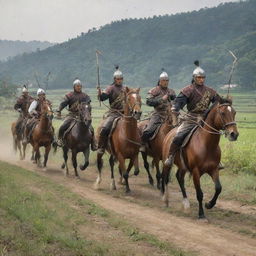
[61,163,65,169]
[125,189,131,194]
[75,176,80,180]
[205,202,213,209]
[94,183,100,190]
[80,162,89,171]
[198,217,209,223]
[110,182,117,191]
[149,178,154,186]
[42,167,47,172]
[134,170,139,176]
[182,198,190,210]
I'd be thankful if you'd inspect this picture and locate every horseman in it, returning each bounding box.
[141,70,176,149]
[97,66,127,154]
[14,85,34,137]
[24,88,51,143]
[164,61,223,167]
[56,79,97,150]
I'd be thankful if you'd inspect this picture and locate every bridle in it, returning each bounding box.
[125,91,142,118]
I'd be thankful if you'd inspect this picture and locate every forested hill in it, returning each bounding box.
[0,0,255,90]
[0,40,54,61]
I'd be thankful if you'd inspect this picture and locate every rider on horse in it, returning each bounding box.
[24,88,51,143]
[97,66,127,154]
[141,70,176,150]
[56,79,97,150]
[14,85,34,137]
[164,61,223,167]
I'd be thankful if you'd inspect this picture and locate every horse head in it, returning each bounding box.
[166,104,178,127]
[124,87,142,120]
[78,101,91,127]
[41,100,53,120]
[211,98,239,141]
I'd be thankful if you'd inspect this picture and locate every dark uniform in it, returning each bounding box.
[98,83,127,151]
[14,93,34,137]
[142,85,176,141]
[171,83,219,146]
[57,91,97,149]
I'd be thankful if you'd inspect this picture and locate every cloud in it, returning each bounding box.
[0,0,236,42]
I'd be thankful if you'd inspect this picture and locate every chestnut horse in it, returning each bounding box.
[138,105,178,189]
[60,102,92,178]
[27,100,54,168]
[95,87,142,193]
[162,100,239,219]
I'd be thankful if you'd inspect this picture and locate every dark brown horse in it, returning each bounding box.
[138,105,178,189]
[162,100,239,219]
[27,100,54,168]
[95,87,142,193]
[61,102,92,178]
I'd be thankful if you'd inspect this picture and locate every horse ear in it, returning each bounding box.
[125,87,130,94]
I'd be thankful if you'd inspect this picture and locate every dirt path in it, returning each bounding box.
[0,137,256,256]
[1,160,255,256]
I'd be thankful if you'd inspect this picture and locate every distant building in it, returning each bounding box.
[220,84,239,90]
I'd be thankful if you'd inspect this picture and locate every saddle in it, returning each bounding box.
[181,126,199,148]
[63,119,77,139]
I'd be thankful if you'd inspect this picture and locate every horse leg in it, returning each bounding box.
[22,141,27,160]
[71,150,79,179]
[34,144,41,168]
[192,169,205,219]
[118,166,124,185]
[31,148,35,162]
[62,146,69,176]
[176,169,190,209]
[133,155,140,176]
[94,152,103,189]
[161,165,171,207]
[205,170,222,209]
[109,155,116,190]
[80,148,89,171]
[17,139,22,160]
[141,152,154,186]
[155,159,162,190]
[117,154,130,193]
[43,144,51,168]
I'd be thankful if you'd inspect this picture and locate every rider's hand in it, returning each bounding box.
[17,108,22,113]
[162,95,168,101]
[97,88,102,96]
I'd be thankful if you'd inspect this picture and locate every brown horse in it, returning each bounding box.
[27,100,54,168]
[138,105,178,189]
[11,117,27,160]
[162,100,239,219]
[95,87,142,193]
[60,102,92,178]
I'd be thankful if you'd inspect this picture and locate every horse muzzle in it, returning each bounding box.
[225,129,239,141]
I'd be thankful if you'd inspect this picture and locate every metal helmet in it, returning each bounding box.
[22,85,28,93]
[113,66,123,79]
[159,69,169,81]
[192,60,205,77]
[73,79,82,87]
[37,88,45,96]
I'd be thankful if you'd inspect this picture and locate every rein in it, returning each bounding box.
[181,103,236,135]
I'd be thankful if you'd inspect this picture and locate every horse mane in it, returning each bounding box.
[203,96,233,121]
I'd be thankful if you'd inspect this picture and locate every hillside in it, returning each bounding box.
[0,40,54,61]
[0,0,255,90]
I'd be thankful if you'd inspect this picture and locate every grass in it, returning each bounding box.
[0,161,193,256]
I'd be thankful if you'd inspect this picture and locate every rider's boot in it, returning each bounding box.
[164,142,180,167]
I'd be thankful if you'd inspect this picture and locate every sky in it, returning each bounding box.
[0,0,236,43]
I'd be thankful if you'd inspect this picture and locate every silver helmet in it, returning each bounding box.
[73,79,82,87]
[193,60,205,77]
[159,69,169,81]
[113,66,123,79]
[37,88,45,96]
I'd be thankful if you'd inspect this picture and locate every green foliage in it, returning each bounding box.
[0,0,256,90]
